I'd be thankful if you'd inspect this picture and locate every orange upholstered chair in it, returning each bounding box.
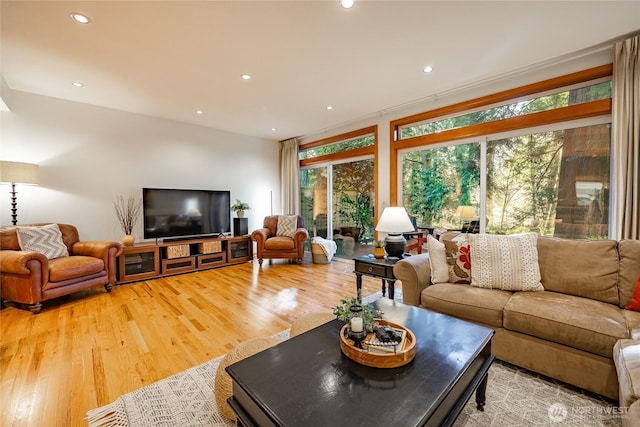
[0,223,122,313]
[251,215,309,265]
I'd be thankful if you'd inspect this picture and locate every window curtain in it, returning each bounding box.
[612,35,640,240]
[280,138,300,215]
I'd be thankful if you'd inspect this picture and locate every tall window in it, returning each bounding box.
[487,124,609,238]
[300,127,376,259]
[393,65,612,239]
[402,143,480,229]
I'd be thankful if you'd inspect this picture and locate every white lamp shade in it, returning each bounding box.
[375,207,415,233]
[455,206,477,221]
[0,161,39,185]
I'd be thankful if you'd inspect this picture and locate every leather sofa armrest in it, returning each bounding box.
[72,241,123,284]
[393,253,432,307]
[0,250,47,276]
[294,228,309,244]
[0,250,48,304]
[72,241,122,259]
[251,228,270,244]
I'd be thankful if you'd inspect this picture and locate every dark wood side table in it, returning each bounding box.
[353,254,404,300]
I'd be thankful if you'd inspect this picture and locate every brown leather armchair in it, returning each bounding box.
[251,215,309,265]
[0,223,122,313]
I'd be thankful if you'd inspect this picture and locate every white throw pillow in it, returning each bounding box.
[469,233,543,291]
[276,215,297,237]
[426,235,449,283]
[16,223,69,260]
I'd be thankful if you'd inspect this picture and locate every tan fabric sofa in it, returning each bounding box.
[393,235,640,402]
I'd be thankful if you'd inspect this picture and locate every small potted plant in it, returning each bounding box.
[332,297,379,333]
[231,199,251,218]
[373,240,386,259]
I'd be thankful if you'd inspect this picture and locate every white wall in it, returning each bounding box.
[0,84,280,241]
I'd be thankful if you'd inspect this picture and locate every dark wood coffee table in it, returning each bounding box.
[226,298,495,426]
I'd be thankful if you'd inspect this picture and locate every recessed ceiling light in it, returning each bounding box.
[72,81,83,87]
[341,0,355,9]
[423,66,434,73]
[271,128,277,132]
[70,13,90,24]
[195,110,204,115]
[241,74,251,80]
[326,106,333,110]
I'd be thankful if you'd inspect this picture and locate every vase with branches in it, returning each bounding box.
[114,195,141,246]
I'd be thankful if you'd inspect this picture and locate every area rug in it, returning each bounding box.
[86,330,290,427]
[87,339,622,426]
[87,304,622,426]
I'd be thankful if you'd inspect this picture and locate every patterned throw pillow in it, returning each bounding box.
[276,215,297,237]
[443,234,471,284]
[16,223,69,259]
[469,232,543,291]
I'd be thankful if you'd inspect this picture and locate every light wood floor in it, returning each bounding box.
[0,257,383,427]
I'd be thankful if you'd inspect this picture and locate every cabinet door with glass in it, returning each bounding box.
[118,244,160,283]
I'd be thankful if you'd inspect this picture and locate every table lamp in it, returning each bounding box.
[375,207,415,259]
[0,161,39,225]
[456,205,477,230]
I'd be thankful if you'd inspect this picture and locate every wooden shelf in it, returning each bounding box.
[117,235,252,284]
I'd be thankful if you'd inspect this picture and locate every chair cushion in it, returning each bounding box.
[469,233,543,291]
[16,224,69,259]
[264,236,295,250]
[422,283,512,328]
[504,291,628,358]
[48,256,104,282]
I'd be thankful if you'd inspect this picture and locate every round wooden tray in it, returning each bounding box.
[339,319,416,368]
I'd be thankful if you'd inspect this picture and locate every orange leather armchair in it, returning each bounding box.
[251,215,309,265]
[0,223,122,313]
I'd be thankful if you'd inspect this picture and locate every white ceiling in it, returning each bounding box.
[2,1,639,141]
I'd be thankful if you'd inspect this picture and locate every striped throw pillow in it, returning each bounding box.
[276,215,297,238]
[16,224,69,259]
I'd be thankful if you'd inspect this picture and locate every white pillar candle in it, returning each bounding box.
[351,317,363,333]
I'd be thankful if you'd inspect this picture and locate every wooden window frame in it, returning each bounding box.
[388,64,613,205]
[299,124,379,232]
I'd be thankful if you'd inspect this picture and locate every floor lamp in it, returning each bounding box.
[0,161,39,225]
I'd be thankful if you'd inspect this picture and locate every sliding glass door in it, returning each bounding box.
[301,158,374,259]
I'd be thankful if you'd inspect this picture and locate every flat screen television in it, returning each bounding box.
[142,188,231,240]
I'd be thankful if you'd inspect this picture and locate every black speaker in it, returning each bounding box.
[234,218,248,236]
